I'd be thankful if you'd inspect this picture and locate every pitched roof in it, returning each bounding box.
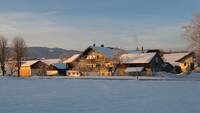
[80,46,127,59]
[21,59,62,67]
[63,54,80,63]
[127,50,147,54]
[53,63,66,69]
[163,52,193,66]
[21,60,40,66]
[120,53,157,64]
[92,47,113,58]
[42,59,61,65]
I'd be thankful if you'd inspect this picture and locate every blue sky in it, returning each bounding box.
[0,0,199,50]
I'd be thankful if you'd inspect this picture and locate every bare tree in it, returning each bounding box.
[183,13,200,65]
[0,36,8,76]
[12,37,27,77]
[7,61,16,76]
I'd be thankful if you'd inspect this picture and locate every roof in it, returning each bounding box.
[42,59,61,65]
[53,63,66,70]
[63,54,80,63]
[127,50,147,54]
[163,52,193,66]
[92,47,113,58]
[21,59,63,67]
[111,48,128,58]
[80,46,127,59]
[120,53,157,64]
[125,67,144,72]
[21,60,40,66]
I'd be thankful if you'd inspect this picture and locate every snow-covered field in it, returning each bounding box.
[1,77,200,113]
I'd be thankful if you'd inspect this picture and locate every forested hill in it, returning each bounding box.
[26,47,81,59]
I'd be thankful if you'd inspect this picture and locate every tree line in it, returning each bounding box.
[0,36,27,77]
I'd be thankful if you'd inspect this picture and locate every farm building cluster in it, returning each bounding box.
[10,45,196,77]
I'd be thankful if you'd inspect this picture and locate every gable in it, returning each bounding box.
[76,46,127,63]
[163,52,194,65]
[31,61,48,69]
[176,52,194,63]
[84,50,111,60]
[79,46,112,60]
[149,53,164,64]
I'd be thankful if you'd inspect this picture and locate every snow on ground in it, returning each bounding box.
[1,76,200,113]
[1,72,199,81]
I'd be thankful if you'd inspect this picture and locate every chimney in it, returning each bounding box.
[101,44,104,47]
[141,46,144,53]
[136,46,139,51]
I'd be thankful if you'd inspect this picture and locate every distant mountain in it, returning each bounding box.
[26,47,81,59]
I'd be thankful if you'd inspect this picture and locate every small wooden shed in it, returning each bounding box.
[20,60,49,77]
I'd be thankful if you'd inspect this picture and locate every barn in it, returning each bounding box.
[163,52,195,73]
[119,52,164,76]
[20,60,49,77]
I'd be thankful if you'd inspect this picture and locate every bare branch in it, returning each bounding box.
[12,37,27,77]
[0,35,8,76]
[183,13,200,65]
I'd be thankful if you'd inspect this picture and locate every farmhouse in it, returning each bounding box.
[163,52,195,73]
[119,52,164,76]
[20,60,49,77]
[71,45,127,76]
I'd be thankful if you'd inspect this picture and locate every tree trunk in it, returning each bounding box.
[1,65,5,76]
[17,66,20,77]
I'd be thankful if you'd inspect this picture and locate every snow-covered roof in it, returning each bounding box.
[127,50,147,54]
[42,59,61,65]
[21,60,39,66]
[21,59,63,67]
[80,46,127,59]
[63,54,80,63]
[92,47,113,58]
[90,46,127,58]
[120,53,157,64]
[163,52,191,66]
[125,67,144,72]
[53,64,66,70]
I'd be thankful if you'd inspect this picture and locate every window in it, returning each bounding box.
[155,57,159,63]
